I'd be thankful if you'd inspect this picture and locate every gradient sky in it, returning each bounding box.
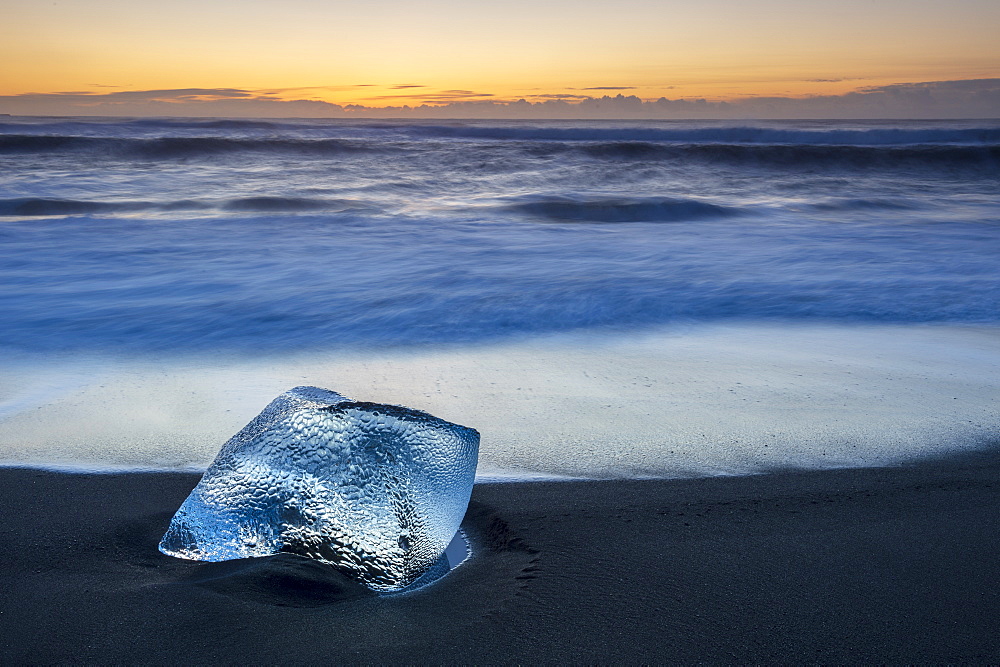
[2,0,998,112]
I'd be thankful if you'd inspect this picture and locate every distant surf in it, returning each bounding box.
[2,131,997,172]
[0,134,377,158]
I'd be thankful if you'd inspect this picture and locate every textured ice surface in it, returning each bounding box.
[159,386,479,592]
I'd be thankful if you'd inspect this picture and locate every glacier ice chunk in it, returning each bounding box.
[159,386,480,592]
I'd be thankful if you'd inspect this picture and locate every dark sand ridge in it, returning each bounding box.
[1,452,999,663]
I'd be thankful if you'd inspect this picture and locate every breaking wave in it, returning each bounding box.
[571,141,1000,169]
[0,197,370,217]
[502,195,740,222]
[2,132,996,171]
[803,198,920,212]
[410,124,1000,145]
[0,135,379,158]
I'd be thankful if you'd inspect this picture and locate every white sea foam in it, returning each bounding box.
[0,323,997,480]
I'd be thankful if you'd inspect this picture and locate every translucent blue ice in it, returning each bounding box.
[159,386,479,592]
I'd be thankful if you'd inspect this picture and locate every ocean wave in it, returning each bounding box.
[804,198,920,212]
[502,195,740,222]
[222,197,345,212]
[0,118,322,134]
[572,141,1000,169]
[127,118,289,130]
[0,198,157,216]
[411,124,1000,145]
[0,197,369,217]
[0,134,379,158]
[2,131,997,171]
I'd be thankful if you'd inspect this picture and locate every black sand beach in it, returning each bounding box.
[2,455,999,663]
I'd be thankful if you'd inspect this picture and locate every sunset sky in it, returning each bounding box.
[2,0,998,116]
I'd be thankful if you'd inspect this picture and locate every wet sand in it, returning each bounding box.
[1,453,999,663]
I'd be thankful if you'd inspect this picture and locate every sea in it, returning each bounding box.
[1,116,998,479]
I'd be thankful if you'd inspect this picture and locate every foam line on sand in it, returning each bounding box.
[0,323,998,478]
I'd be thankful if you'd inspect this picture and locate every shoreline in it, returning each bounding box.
[2,450,998,662]
[3,322,999,478]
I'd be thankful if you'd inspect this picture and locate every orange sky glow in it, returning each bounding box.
[2,0,998,115]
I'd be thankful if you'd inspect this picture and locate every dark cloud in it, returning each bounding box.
[581,86,636,90]
[1,79,997,119]
[391,84,425,89]
[859,78,998,93]
[101,88,255,100]
[437,90,494,98]
[258,85,376,95]
[29,88,257,102]
[0,88,342,117]
[364,89,494,101]
[419,94,495,102]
